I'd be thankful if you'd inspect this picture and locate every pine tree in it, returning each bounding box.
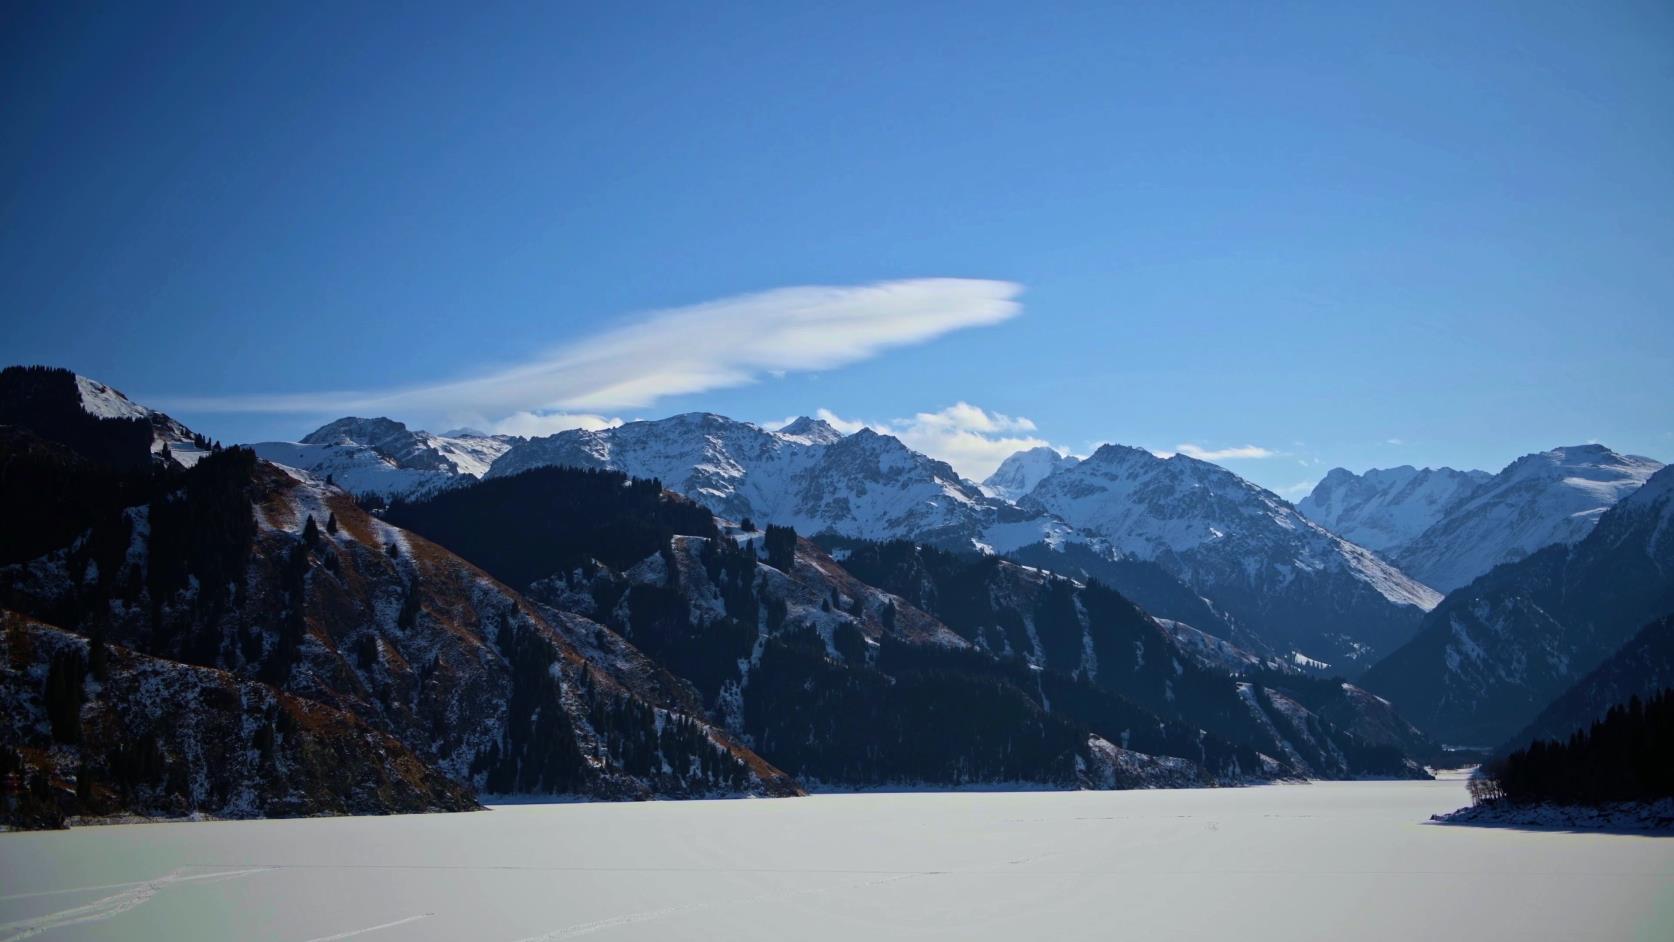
[326,511,338,535]
[44,649,85,743]
[302,515,320,546]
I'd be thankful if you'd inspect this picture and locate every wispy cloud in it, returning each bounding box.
[492,411,623,437]
[804,403,1053,481]
[1276,479,1319,499]
[156,279,1023,427]
[1175,443,1276,461]
[1385,437,1405,446]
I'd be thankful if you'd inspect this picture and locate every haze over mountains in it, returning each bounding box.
[4,365,1671,829]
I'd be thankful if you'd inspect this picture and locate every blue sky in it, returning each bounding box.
[4,1,1671,493]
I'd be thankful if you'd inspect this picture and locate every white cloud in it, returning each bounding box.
[1276,479,1319,499]
[492,411,622,437]
[1385,437,1405,446]
[810,402,1054,481]
[158,278,1023,426]
[1175,443,1276,461]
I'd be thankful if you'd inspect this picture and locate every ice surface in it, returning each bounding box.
[2,781,1670,941]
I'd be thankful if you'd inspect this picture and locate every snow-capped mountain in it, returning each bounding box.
[0,366,211,469]
[487,413,1067,551]
[250,416,519,499]
[1298,465,1491,555]
[981,446,1080,501]
[1021,444,1442,667]
[1391,444,1662,593]
[1362,464,1674,746]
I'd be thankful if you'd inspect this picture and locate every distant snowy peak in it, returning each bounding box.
[250,416,519,499]
[981,446,1080,502]
[488,412,1063,551]
[298,416,517,477]
[775,415,845,445]
[1298,464,1491,554]
[1393,444,1663,593]
[1022,442,1440,665]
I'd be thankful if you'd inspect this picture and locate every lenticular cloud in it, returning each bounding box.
[157,278,1023,422]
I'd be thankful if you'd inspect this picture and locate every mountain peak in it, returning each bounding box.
[301,416,414,447]
[1297,464,1490,555]
[1392,444,1663,593]
[982,446,1079,502]
[776,416,844,444]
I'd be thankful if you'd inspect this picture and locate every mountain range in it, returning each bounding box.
[1300,446,1662,593]
[1360,463,1674,746]
[251,416,519,500]
[4,363,1670,828]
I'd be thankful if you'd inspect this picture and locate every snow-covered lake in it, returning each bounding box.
[3,779,1670,941]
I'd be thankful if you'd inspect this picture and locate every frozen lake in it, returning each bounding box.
[2,779,1670,941]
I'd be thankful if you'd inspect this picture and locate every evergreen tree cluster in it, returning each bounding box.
[835,538,1404,778]
[762,524,797,572]
[1475,689,1674,806]
[477,613,589,794]
[0,366,155,471]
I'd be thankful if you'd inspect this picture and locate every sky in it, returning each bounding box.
[3,1,1671,494]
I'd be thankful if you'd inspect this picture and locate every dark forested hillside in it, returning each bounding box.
[1,614,477,830]
[1473,689,1674,807]
[0,424,797,829]
[1362,466,1674,746]
[0,366,156,471]
[836,539,1428,779]
[384,466,719,587]
[1500,615,1674,756]
[539,529,1273,788]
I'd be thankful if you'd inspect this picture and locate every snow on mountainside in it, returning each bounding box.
[1392,444,1662,593]
[487,413,1065,552]
[249,416,519,499]
[981,446,1080,501]
[1022,444,1441,668]
[1362,465,1674,746]
[0,366,211,469]
[74,375,212,467]
[1298,465,1490,554]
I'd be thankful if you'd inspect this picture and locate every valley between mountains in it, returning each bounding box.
[3,364,1671,828]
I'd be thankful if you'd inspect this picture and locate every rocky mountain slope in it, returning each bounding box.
[1361,465,1674,746]
[1298,465,1490,554]
[981,446,1080,502]
[834,539,1430,778]
[1392,445,1662,593]
[1019,444,1441,668]
[1,384,800,827]
[391,470,1429,786]
[1,613,477,830]
[1497,614,1674,756]
[250,416,519,500]
[486,413,1065,552]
